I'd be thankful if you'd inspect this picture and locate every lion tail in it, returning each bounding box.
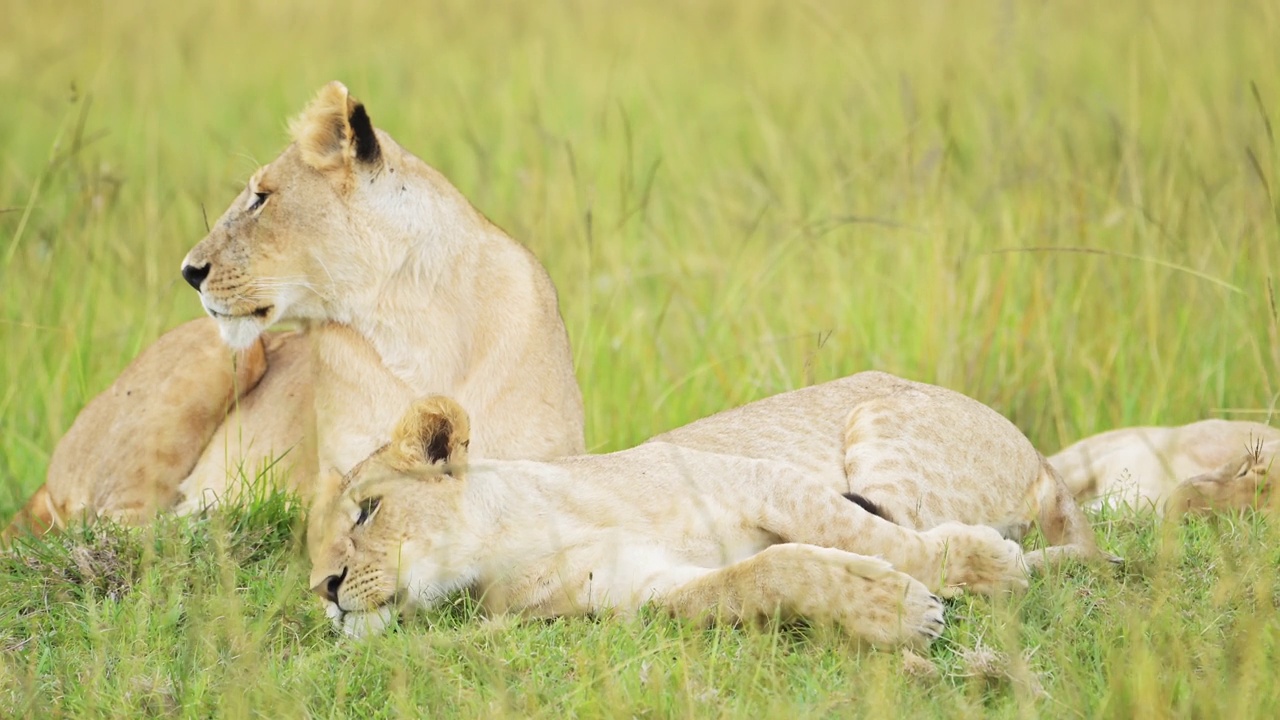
[2,483,58,544]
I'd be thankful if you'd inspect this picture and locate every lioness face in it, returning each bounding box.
[182,148,344,348]
[309,468,420,612]
[307,464,465,633]
[181,81,383,349]
[307,395,473,635]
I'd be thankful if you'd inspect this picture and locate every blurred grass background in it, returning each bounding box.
[2,0,1279,716]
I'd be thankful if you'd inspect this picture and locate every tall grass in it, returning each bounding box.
[2,0,1278,716]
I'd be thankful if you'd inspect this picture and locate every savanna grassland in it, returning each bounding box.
[3,0,1280,717]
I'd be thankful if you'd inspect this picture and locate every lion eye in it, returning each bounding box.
[355,497,381,527]
[248,191,269,212]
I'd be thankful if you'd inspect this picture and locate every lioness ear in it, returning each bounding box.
[290,81,382,174]
[391,396,471,476]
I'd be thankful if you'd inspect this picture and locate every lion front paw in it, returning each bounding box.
[896,580,946,650]
[842,574,945,650]
[920,522,1028,598]
[815,548,945,650]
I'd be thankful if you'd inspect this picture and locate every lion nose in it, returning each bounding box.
[313,568,348,604]
[181,263,211,291]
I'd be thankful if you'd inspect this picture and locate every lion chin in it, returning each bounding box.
[195,290,283,351]
[211,314,272,351]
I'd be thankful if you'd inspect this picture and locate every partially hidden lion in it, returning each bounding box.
[309,372,1110,648]
[3,82,584,540]
[1050,419,1279,517]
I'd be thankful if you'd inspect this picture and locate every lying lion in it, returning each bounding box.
[4,82,583,539]
[1050,419,1279,516]
[309,372,1109,648]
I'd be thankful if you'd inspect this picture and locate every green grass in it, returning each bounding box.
[3,0,1280,716]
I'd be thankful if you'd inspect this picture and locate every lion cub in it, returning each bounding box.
[308,372,1101,648]
[1051,419,1279,516]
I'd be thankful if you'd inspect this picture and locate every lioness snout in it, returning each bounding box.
[181,263,211,291]
[314,568,347,604]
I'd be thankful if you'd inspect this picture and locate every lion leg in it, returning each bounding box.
[1163,443,1275,518]
[836,395,1111,571]
[14,318,268,534]
[172,331,313,514]
[1022,459,1118,569]
[837,394,1039,532]
[655,544,944,650]
[749,471,1027,597]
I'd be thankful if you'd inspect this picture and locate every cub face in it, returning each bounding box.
[181,81,382,349]
[306,396,472,632]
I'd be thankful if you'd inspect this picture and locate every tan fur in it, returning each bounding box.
[4,82,583,538]
[308,373,1088,649]
[3,318,270,541]
[1050,419,1280,516]
[175,329,315,511]
[649,372,1105,568]
[4,484,56,541]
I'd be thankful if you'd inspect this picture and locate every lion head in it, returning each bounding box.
[180,81,391,349]
[306,395,474,636]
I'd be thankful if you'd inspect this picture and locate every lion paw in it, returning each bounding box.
[818,549,945,649]
[920,522,1028,597]
[850,574,944,650]
[896,582,946,650]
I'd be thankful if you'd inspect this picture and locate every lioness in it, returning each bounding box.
[1050,419,1279,516]
[309,372,1105,646]
[4,82,584,538]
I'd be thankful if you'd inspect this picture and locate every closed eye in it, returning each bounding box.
[355,497,381,527]
[248,191,270,212]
